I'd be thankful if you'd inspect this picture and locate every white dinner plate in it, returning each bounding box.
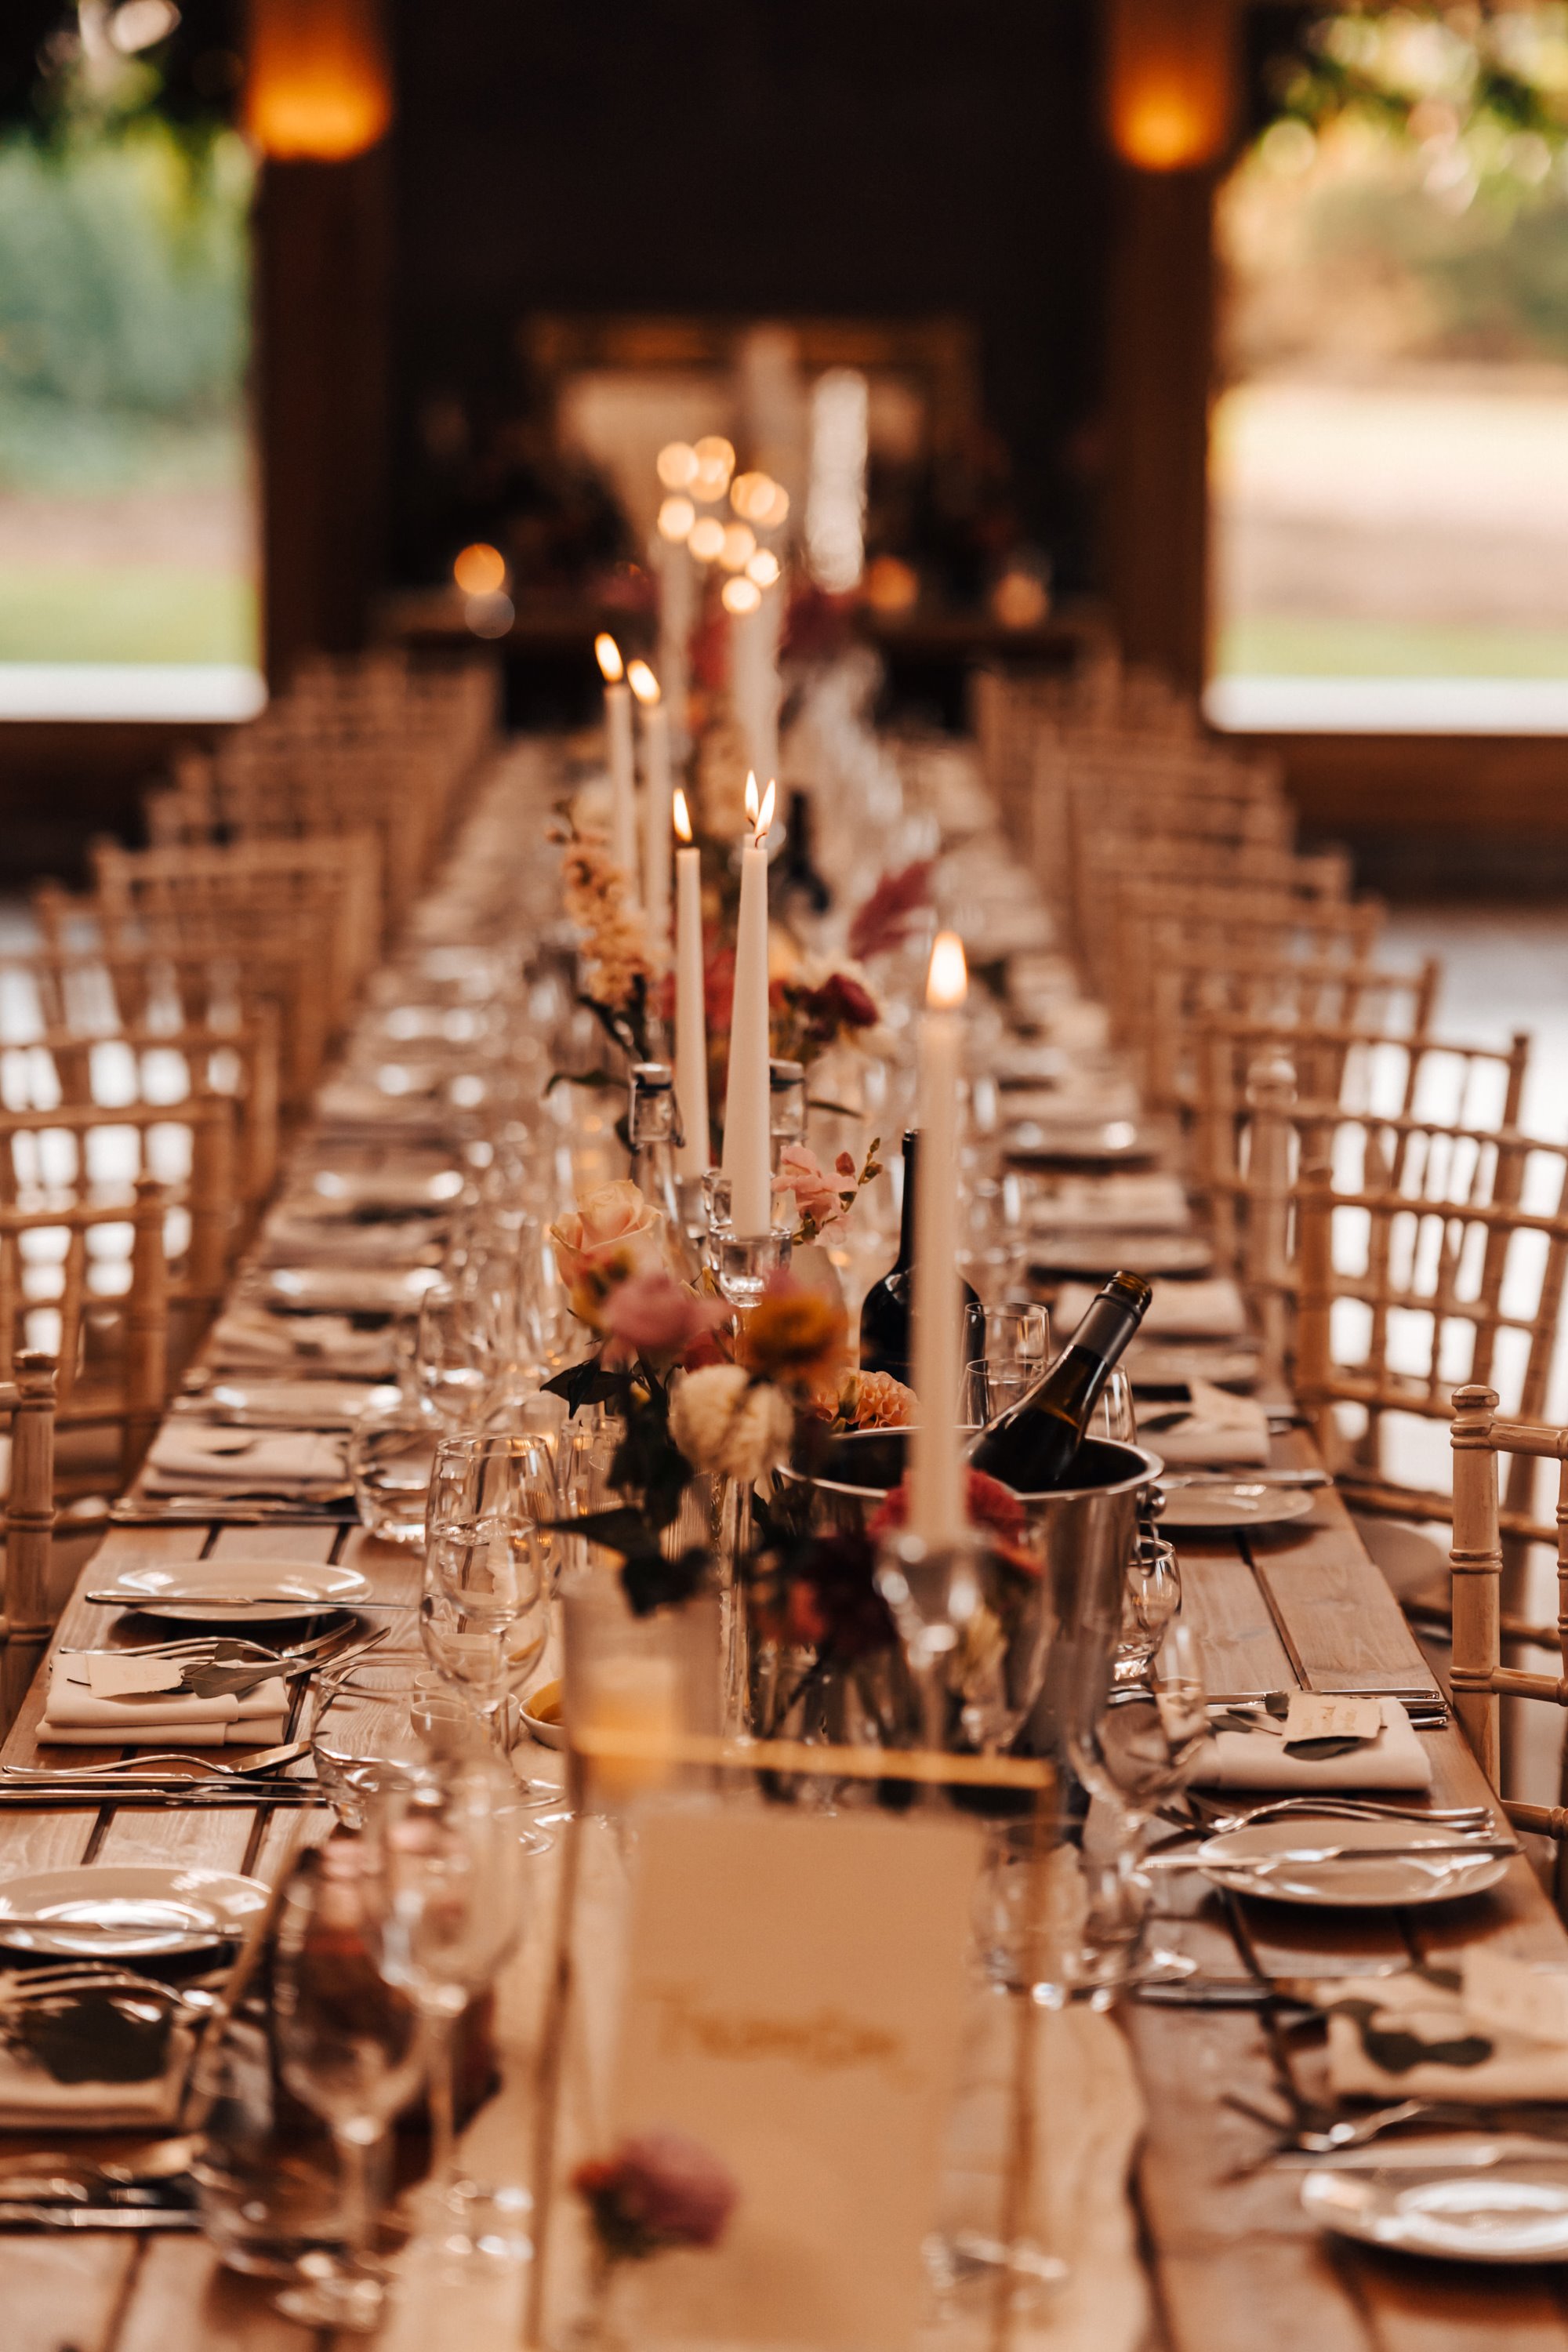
[1005,1119,1154,1167]
[1303,2162,1568,2262]
[202,1378,395,1431]
[1127,1342,1261,1392]
[1198,1814,1512,1908]
[0,1864,268,1956]
[1029,1232,1214,1279]
[92,1559,372,1625]
[263,1265,442,1315]
[1156,1483,1318,1532]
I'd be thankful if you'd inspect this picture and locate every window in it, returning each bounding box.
[1208,6,1568,733]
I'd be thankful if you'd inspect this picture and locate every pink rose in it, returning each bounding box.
[601,1269,726,1361]
[775,1143,847,1235]
[549,1181,664,1293]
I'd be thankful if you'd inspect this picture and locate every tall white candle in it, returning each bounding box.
[672,787,710,1181]
[720,773,775,1238]
[910,931,968,1546]
[595,633,639,897]
[629,660,672,950]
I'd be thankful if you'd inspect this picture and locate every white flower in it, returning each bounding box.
[670,1364,794,1483]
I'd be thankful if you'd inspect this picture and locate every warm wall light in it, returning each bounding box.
[1106,0,1236,172]
[453,543,506,595]
[247,0,392,162]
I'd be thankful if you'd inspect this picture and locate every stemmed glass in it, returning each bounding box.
[270,1841,426,2330]
[1067,1617,1209,1989]
[421,1432,557,1838]
[363,1766,524,2212]
[416,1280,498,1429]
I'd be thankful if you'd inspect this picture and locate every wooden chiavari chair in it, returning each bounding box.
[0,1181,169,1505]
[0,1350,56,1733]
[1446,1388,1568,1882]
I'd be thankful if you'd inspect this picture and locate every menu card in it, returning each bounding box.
[611,1808,982,2350]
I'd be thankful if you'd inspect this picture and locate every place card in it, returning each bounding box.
[1283,1693,1382,1745]
[83,1654,185,1700]
[1463,1948,1568,2049]
[609,1808,982,2350]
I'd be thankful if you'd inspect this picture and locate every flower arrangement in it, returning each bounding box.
[572,2128,737,2339]
[774,1138,882,1246]
[550,808,658,1072]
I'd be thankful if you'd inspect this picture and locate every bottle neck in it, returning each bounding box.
[895,1138,919,1271]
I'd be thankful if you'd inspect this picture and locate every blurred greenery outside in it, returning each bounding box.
[0,118,256,666]
[1214,5,1568,687]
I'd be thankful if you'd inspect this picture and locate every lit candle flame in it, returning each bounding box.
[721,575,762,615]
[744,771,758,826]
[594,633,623,684]
[754,778,777,845]
[657,494,695,543]
[673,786,692,844]
[926,931,968,1011]
[627,659,660,706]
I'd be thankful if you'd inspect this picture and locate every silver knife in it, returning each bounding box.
[0,2203,202,2230]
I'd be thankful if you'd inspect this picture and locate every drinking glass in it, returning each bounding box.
[956,1173,1027,1304]
[309,1656,486,1829]
[364,1766,524,2206]
[416,1281,497,1430]
[271,1842,426,2330]
[1114,1534,1181,1685]
[1093,1367,1138,1446]
[1067,1618,1208,1989]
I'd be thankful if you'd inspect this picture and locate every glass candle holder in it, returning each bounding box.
[702,1172,793,1309]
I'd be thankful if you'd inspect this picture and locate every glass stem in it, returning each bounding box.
[333,2119,379,2269]
[426,2009,459,2189]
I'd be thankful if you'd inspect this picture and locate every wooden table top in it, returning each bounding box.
[5,765,1566,2351]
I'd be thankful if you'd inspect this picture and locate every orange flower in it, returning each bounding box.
[739,1273,848,1401]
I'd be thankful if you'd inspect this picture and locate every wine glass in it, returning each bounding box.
[363,1766,524,2211]
[308,1656,485,1829]
[270,1842,426,2330]
[1093,1366,1138,1447]
[1067,1618,1208,1989]
[1112,1534,1181,1688]
[416,1281,497,1430]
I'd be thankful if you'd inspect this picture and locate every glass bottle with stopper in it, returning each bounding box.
[858,1129,983,1389]
[627,1062,699,1280]
[968,1270,1152,1492]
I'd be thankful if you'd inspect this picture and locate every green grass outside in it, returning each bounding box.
[1216,613,1568,680]
[0,565,256,663]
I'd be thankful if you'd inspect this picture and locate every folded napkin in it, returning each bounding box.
[262,1211,443,1265]
[209,1308,397,1379]
[0,2017,193,2130]
[1030,1173,1191,1235]
[264,1265,437,1315]
[1189,1698,1432,1792]
[1057,1276,1248,1341]
[38,1654,288,1747]
[1138,1377,1270,1468]
[144,1423,348,1493]
[1323,1962,1568,2105]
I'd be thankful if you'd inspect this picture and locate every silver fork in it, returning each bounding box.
[1189,1795,1494,1834]
[0,1739,312,1781]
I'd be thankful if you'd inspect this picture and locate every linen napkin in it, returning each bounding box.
[143,1422,348,1494]
[1029,1173,1191,1234]
[209,1307,397,1379]
[0,2008,193,2130]
[263,1265,437,1316]
[1137,1377,1271,1468]
[1056,1276,1248,1341]
[38,1653,288,1746]
[1323,1960,1568,2104]
[1188,1698,1432,1793]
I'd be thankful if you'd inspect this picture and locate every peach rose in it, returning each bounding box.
[549,1181,665,1326]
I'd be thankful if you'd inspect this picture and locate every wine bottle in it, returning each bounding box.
[858,1130,982,1388]
[778,788,832,924]
[967,1270,1152,1492]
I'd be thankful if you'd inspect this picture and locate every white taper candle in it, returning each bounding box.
[910,931,968,1545]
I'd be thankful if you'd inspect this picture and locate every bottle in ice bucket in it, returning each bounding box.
[968,1270,1152,1491]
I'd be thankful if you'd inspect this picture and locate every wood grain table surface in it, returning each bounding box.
[5,772,1566,2351]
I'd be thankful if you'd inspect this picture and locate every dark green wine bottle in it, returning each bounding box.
[967,1270,1152,1491]
[858,1131,982,1388]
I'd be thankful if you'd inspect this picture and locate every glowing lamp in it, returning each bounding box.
[247,0,392,161]
[452,543,506,596]
[657,442,699,490]
[1106,0,1236,172]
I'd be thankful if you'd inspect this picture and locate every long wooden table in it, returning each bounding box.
[5,747,1568,2351]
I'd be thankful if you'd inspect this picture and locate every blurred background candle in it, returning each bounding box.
[672,788,711,1181]
[594,633,639,895]
[910,931,968,1545]
[721,773,776,1237]
[629,659,673,950]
